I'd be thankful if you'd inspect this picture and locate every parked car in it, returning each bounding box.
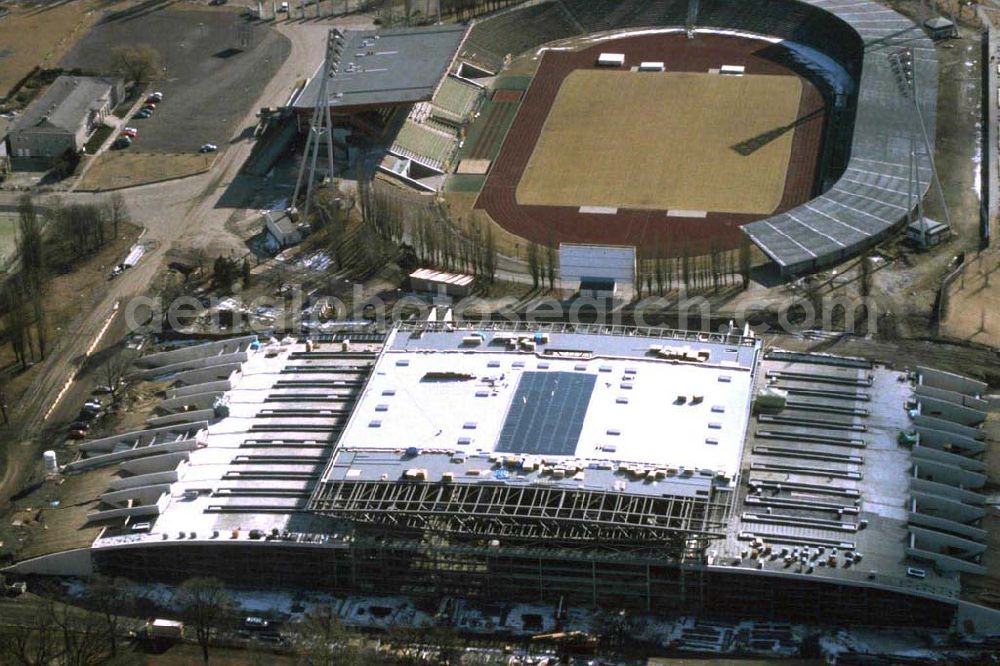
[142,102,156,110]
[67,430,88,440]
[133,109,152,120]
[121,127,138,138]
[278,2,288,11]
[243,616,270,630]
[146,92,163,103]
[93,384,114,395]
[199,143,218,153]
[112,136,132,150]
[68,421,90,432]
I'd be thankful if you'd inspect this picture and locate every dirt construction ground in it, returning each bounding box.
[516,70,802,215]
[940,248,1000,348]
[60,5,291,153]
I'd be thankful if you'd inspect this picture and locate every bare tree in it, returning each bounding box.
[107,192,129,238]
[174,577,234,665]
[0,598,60,666]
[156,272,188,331]
[545,241,556,291]
[99,348,137,408]
[110,44,161,85]
[2,278,31,368]
[0,376,8,425]
[859,252,873,298]
[738,235,752,291]
[16,194,45,295]
[292,605,365,665]
[84,575,134,657]
[526,242,540,289]
[55,603,109,666]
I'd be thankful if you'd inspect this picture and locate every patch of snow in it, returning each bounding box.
[298,252,333,271]
[972,121,982,199]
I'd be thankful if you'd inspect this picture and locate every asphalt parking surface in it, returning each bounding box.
[61,7,290,153]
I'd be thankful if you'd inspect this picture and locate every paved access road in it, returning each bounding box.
[0,18,338,503]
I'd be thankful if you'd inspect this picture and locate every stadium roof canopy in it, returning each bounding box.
[293,25,468,113]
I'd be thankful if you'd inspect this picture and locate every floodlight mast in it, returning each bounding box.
[889,47,950,247]
[292,29,341,223]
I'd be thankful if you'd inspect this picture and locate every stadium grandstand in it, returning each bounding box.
[290,24,482,180]
[7,325,1000,631]
[446,0,938,276]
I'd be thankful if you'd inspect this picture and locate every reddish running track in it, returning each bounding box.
[474,33,827,258]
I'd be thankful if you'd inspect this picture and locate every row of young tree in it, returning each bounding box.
[439,0,525,20]
[409,210,498,287]
[317,179,499,288]
[525,240,556,291]
[309,176,755,298]
[1,193,129,371]
[634,236,754,298]
[371,0,526,23]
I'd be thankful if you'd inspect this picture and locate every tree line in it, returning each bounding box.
[1,193,129,371]
[634,235,754,298]
[312,178,499,289]
[0,574,496,665]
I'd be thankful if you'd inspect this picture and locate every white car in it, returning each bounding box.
[199,143,218,153]
[279,1,288,11]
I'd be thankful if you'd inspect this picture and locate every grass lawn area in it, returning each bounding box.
[0,0,123,96]
[0,212,18,263]
[78,151,217,191]
[83,125,114,154]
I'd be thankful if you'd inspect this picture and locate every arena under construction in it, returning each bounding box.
[7,323,999,631]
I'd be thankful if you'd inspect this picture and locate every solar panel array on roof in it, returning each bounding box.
[496,372,596,456]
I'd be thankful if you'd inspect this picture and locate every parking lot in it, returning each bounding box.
[61,6,290,153]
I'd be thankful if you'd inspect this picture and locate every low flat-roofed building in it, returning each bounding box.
[263,209,306,250]
[924,16,957,40]
[409,268,474,297]
[6,75,123,168]
[906,217,950,248]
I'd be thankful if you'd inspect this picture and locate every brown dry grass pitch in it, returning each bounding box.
[78,151,217,191]
[0,0,118,96]
[515,70,802,215]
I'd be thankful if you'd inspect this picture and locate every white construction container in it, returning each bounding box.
[43,450,58,474]
[597,53,625,67]
[720,64,746,76]
[639,61,665,72]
